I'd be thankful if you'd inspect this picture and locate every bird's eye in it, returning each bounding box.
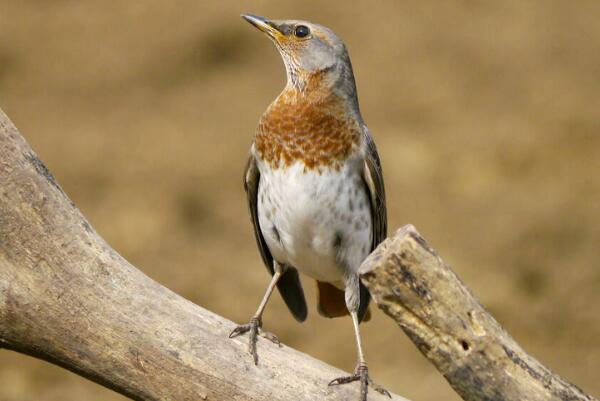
[294,25,310,38]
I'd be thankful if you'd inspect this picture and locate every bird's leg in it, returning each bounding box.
[329,276,391,400]
[229,262,283,365]
[328,312,391,399]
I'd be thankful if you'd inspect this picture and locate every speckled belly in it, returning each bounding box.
[257,159,372,283]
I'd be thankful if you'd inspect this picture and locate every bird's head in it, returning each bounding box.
[242,14,358,100]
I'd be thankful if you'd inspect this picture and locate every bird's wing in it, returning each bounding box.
[362,127,388,250]
[243,154,272,271]
[355,127,388,323]
[244,153,308,322]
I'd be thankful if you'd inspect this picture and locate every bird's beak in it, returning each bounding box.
[241,14,284,40]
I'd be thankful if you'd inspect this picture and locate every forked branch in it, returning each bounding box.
[0,108,406,401]
[0,107,595,401]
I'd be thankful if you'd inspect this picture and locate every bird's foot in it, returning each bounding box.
[329,363,391,400]
[229,316,280,365]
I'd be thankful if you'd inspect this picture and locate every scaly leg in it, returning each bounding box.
[229,262,283,365]
[329,275,390,400]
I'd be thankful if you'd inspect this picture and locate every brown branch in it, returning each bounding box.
[2,103,595,401]
[0,108,409,401]
[360,225,597,401]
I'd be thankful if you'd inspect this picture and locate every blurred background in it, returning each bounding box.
[1,1,599,400]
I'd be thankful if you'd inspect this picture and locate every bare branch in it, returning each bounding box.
[360,225,597,401]
[1,104,595,401]
[0,108,408,401]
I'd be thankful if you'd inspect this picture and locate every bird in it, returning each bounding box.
[230,14,389,400]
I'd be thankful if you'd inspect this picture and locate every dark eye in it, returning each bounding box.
[294,25,310,38]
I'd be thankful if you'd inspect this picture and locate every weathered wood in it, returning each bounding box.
[1,104,596,401]
[0,108,409,401]
[360,225,597,401]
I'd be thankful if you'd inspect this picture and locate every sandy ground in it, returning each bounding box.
[1,1,599,400]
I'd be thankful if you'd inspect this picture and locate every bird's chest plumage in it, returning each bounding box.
[256,159,372,283]
[253,85,372,283]
[254,85,361,172]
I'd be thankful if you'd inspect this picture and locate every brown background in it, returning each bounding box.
[1,1,599,400]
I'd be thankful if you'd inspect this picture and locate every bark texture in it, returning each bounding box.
[0,108,407,401]
[360,225,597,401]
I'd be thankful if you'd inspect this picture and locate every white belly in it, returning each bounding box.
[257,159,372,283]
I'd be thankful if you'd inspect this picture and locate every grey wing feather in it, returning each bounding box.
[362,127,388,249]
[357,127,387,322]
[244,154,308,322]
[243,155,272,270]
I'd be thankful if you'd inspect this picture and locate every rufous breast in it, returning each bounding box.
[255,74,361,172]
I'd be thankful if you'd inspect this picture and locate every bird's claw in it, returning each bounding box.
[329,363,391,400]
[229,316,280,365]
[260,330,281,346]
[370,382,391,398]
[228,322,253,338]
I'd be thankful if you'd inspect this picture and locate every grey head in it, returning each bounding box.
[241,14,359,104]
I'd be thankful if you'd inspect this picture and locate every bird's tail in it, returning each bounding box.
[315,280,371,322]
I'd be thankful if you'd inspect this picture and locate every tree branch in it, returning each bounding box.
[0,108,408,401]
[1,104,596,401]
[360,225,597,401]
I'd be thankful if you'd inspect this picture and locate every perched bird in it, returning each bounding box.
[231,14,389,400]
